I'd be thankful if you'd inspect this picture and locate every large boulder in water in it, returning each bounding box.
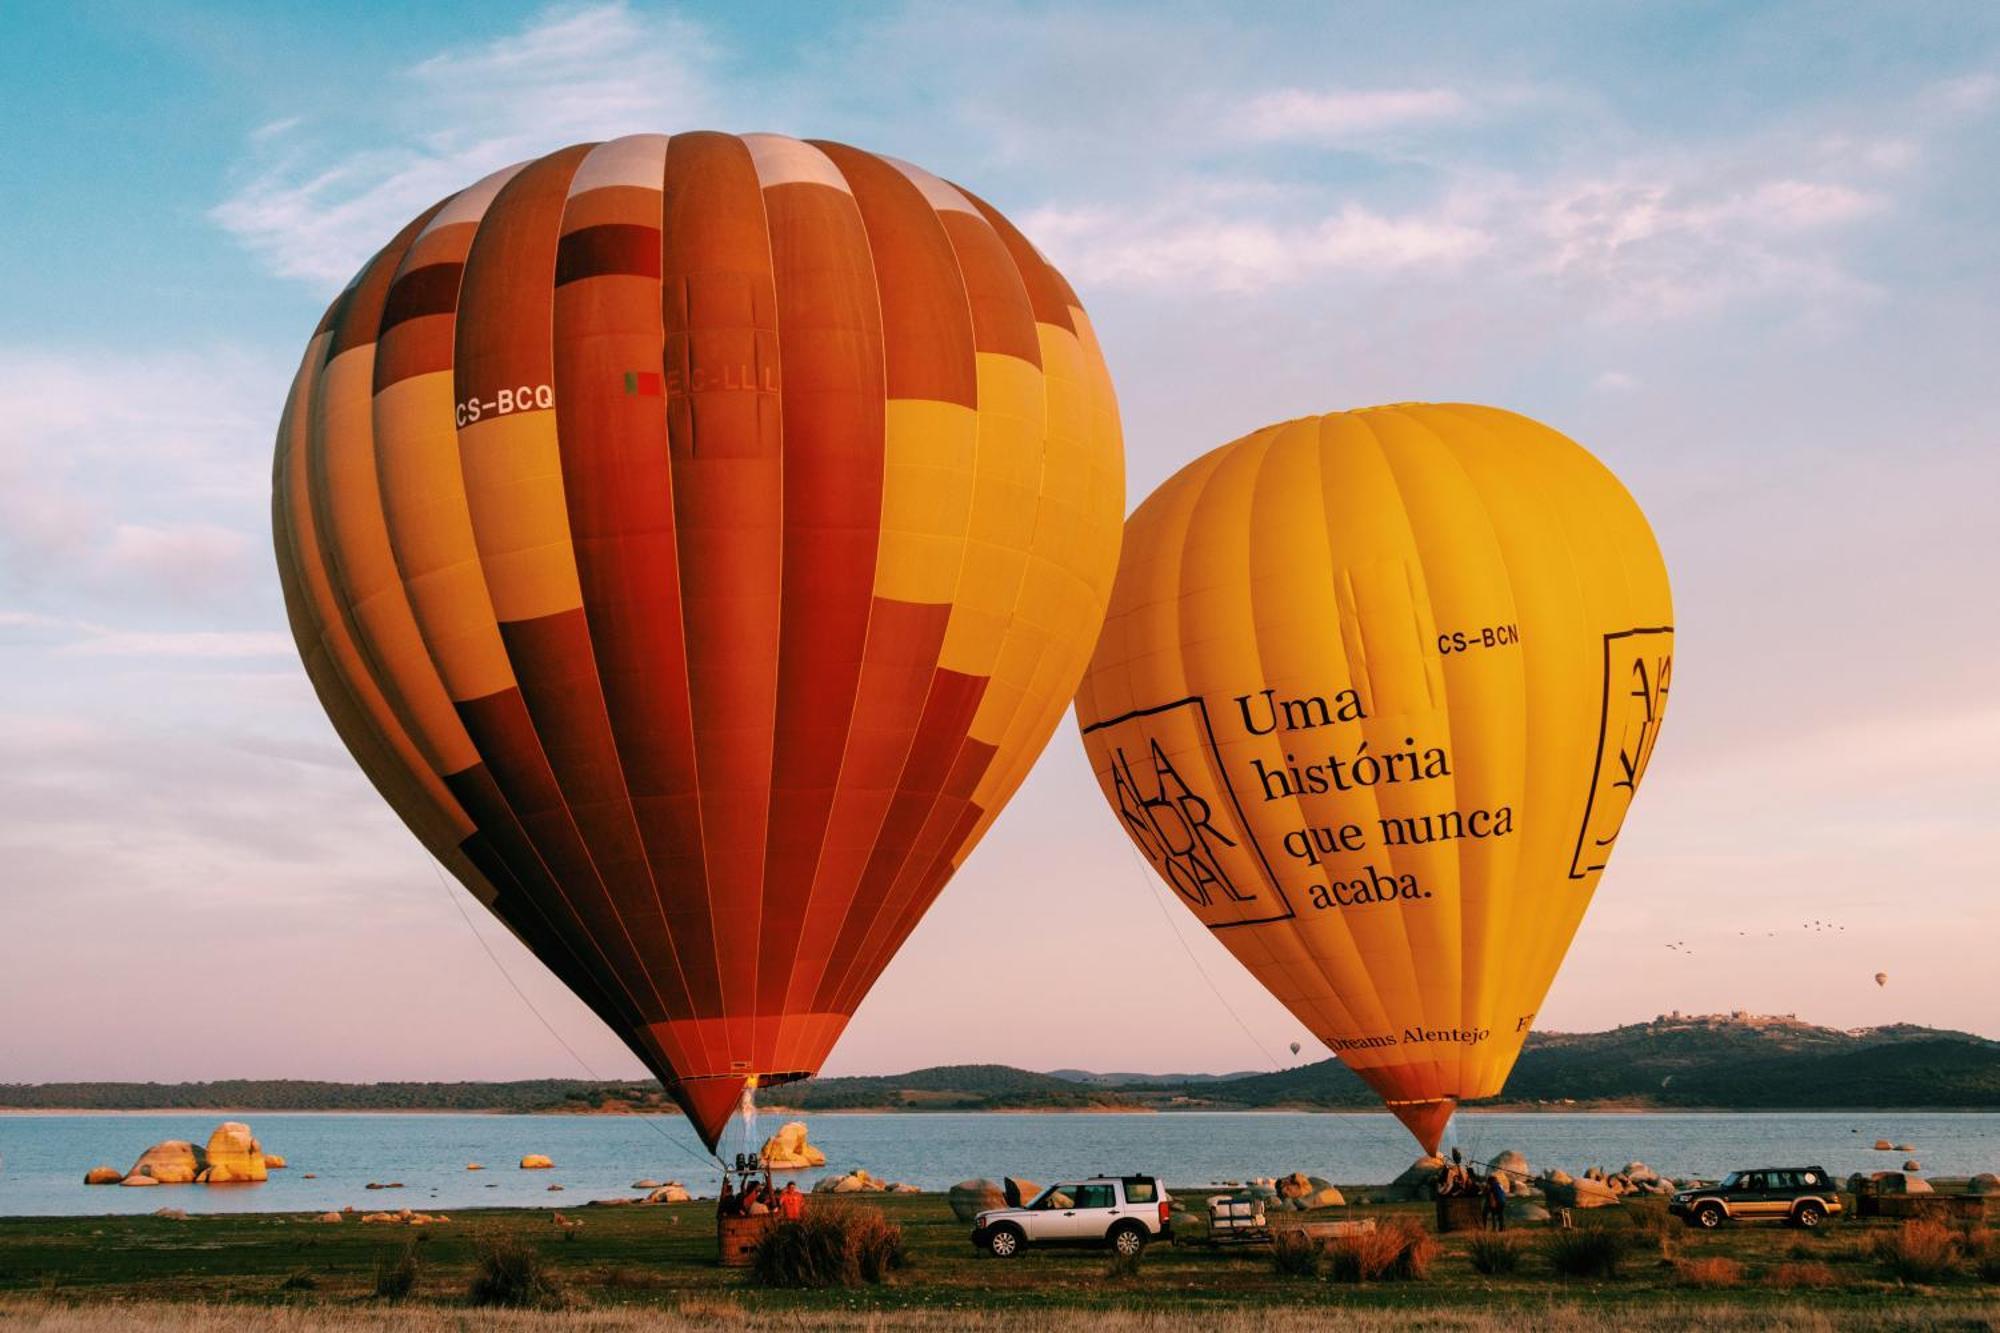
[760,1121,826,1170]
[1873,1171,1931,1194]
[1967,1173,2000,1196]
[84,1166,122,1185]
[128,1141,203,1184]
[1275,1171,1314,1200]
[520,1154,554,1170]
[950,1179,1007,1220]
[1487,1150,1531,1185]
[203,1122,267,1182]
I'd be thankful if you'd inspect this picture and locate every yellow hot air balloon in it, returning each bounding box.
[1075,404,1671,1152]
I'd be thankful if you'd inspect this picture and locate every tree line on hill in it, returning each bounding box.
[6,1018,1994,1113]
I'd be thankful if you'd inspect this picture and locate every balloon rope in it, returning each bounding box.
[1120,845,1284,1071]
[424,858,722,1173]
[1120,846,1400,1152]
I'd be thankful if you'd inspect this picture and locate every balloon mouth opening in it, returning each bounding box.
[669,1071,811,1154]
[1387,1098,1458,1156]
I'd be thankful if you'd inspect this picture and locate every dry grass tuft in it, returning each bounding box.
[1270,1230,1320,1278]
[1674,1256,1744,1288]
[1465,1232,1523,1275]
[1324,1219,1437,1283]
[750,1204,907,1289]
[1873,1218,1962,1283]
[1769,1260,1837,1290]
[467,1235,565,1309]
[371,1242,419,1302]
[1101,1244,1146,1280]
[1966,1226,2000,1284]
[1543,1225,1628,1279]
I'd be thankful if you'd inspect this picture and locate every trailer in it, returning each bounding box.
[1204,1194,1377,1247]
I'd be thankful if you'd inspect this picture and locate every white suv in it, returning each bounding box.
[971,1175,1174,1257]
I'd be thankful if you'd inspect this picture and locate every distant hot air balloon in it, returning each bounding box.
[275,133,1124,1149]
[1875,972,1889,988]
[1075,405,1671,1153]
[1290,1041,1303,1057]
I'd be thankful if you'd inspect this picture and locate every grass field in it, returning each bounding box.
[1,1193,1994,1330]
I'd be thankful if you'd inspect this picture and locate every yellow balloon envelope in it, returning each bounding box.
[1074,404,1672,1151]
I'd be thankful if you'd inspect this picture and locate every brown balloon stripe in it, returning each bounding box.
[380,263,466,335]
[454,685,678,1027]
[753,168,889,1062]
[555,223,662,284]
[810,670,992,1014]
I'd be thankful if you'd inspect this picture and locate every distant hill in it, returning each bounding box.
[1156,1015,2000,1111]
[4,1014,1994,1114]
[1047,1069,1261,1086]
[0,1079,599,1113]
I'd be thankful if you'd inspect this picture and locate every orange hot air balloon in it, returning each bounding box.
[1075,405,1671,1153]
[274,133,1124,1149]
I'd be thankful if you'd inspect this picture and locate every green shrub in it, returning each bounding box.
[278,1269,319,1293]
[1466,1232,1522,1275]
[372,1243,418,1301]
[751,1205,907,1289]
[468,1236,564,1308]
[1544,1225,1627,1279]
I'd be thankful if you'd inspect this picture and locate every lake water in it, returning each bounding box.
[2,1110,1995,1217]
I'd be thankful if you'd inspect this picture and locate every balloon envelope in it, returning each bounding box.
[275,132,1124,1148]
[1875,972,1889,987]
[1075,405,1670,1152]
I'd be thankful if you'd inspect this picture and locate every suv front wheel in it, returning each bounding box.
[1792,1201,1825,1229]
[986,1224,1024,1258]
[1108,1221,1148,1257]
[1692,1202,1726,1229]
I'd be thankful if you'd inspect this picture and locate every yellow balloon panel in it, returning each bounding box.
[1075,404,1671,1150]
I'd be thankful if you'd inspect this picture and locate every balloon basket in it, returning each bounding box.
[718,1211,779,1267]
[1435,1193,1486,1234]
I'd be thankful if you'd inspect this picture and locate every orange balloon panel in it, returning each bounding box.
[273,133,1124,1149]
[1074,406,1670,1152]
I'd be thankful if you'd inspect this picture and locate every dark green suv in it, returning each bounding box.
[1669,1166,1843,1229]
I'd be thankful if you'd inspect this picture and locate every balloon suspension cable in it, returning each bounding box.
[424,857,721,1174]
[1119,847,1396,1152]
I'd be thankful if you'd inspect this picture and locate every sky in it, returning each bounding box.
[2,1,1996,1085]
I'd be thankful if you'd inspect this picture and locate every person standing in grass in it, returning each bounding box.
[779,1181,805,1222]
[1484,1170,1508,1231]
